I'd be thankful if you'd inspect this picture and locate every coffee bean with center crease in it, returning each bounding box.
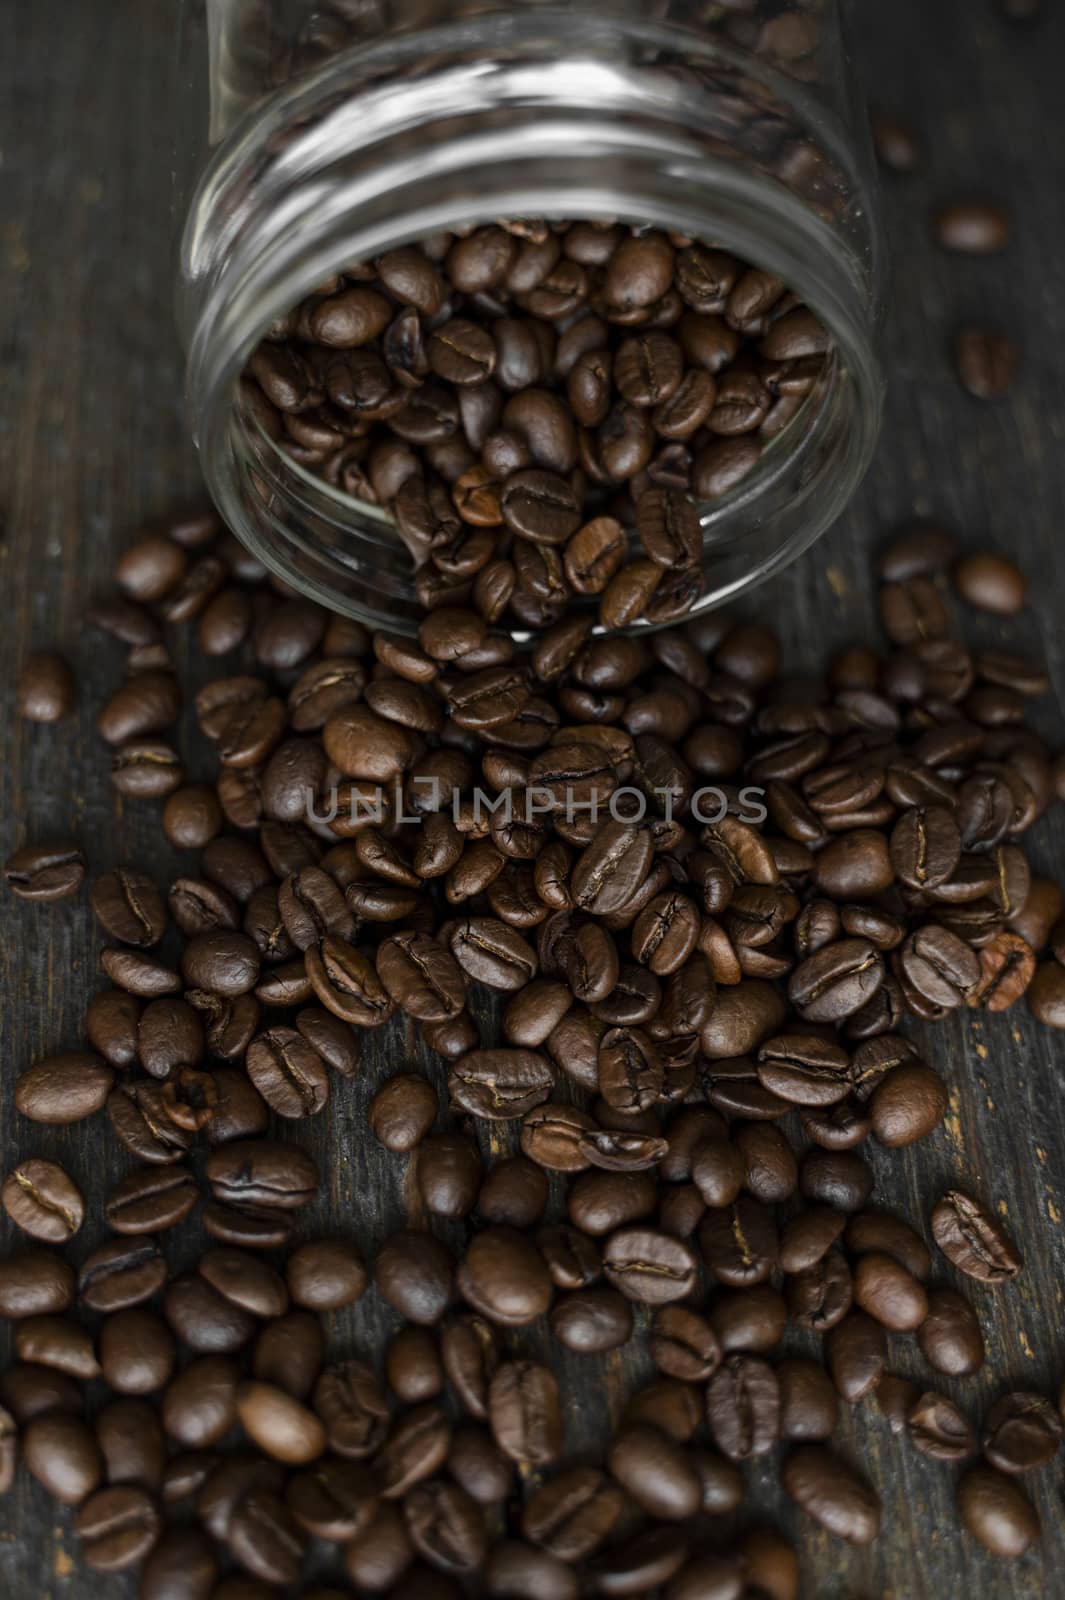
[930,1190,1022,1282]
[75,1484,162,1571]
[982,1392,1063,1473]
[520,1466,624,1559]
[4,840,86,902]
[90,868,169,947]
[905,1391,975,1463]
[314,1361,390,1459]
[206,1140,319,1211]
[2,1159,84,1243]
[306,936,395,1025]
[107,1081,193,1165]
[756,1033,850,1106]
[788,939,884,1023]
[79,1238,168,1313]
[706,1356,780,1460]
[245,1027,329,1118]
[602,1227,697,1305]
[377,931,467,1020]
[449,1049,555,1121]
[489,1361,562,1467]
[101,1167,196,1237]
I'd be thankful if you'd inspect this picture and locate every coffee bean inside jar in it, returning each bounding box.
[238,221,839,633]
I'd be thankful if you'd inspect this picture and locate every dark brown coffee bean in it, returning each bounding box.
[104,1166,197,1235]
[283,1238,366,1312]
[1,1159,83,1243]
[602,1227,696,1305]
[376,1230,455,1325]
[23,1411,103,1505]
[206,1138,319,1211]
[852,1252,928,1331]
[369,1073,439,1150]
[982,1391,1063,1474]
[236,1380,326,1464]
[788,939,884,1023]
[74,1483,162,1571]
[314,1360,390,1459]
[918,1285,984,1376]
[80,1238,167,1313]
[306,935,395,1025]
[954,324,1017,400]
[375,1402,451,1498]
[706,1355,780,1460]
[4,839,85,901]
[957,1464,1039,1558]
[930,1189,1021,1282]
[954,550,1027,614]
[782,1445,880,1545]
[99,1309,176,1395]
[488,1361,562,1467]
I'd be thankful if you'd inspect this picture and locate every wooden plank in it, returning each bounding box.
[0,0,1064,1594]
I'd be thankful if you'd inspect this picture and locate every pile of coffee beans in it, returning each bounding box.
[241,220,831,631]
[4,480,1065,1596]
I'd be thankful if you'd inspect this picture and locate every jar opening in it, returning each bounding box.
[185,14,883,632]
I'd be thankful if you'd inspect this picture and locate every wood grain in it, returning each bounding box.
[1,0,1065,1595]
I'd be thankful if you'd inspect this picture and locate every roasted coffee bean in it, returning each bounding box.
[0,1250,76,1319]
[75,1483,162,1571]
[930,1189,1022,1282]
[4,839,85,901]
[957,1464,1039,1558]
[253,1311,325,1401]
[550,1287,632,1354]
[845,1209,932,1279]
[450,1049,555,1120]
[104,1166,197,1235]
[458,1227,552,1325]
[80,1238,167,1313]
[706,1356,780,1460]
[2,1159,84,1243]
[313,1360,390,1459]
[286,1238,367,1311]
[376,1230,455,1325]
[918,1286,985,1376]
[369,1073,439,1150]
[236,1380,326,1464]
[852,1252,929,1331]
[954,551,1027,615]
[489,1361,562,1467]
[934,201,1012,254]
[99,1309,176,1395]
[14,1315,99,1379]
[23,1411,103,1505]
[788,939,884,1022]
[954,324,1017,400]
[413,1132,482,1220]
[786,1250,852,1333]
[782,1445,880,1545]
[777,1357,839,1444]
[206,1139,319,1211]
[15,1049,114,1126]
[306,935,395,1025]
[602,1227,696,1304]
[982,1391,1063,1473]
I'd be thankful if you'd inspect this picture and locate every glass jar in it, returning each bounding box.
[176,0,884,634]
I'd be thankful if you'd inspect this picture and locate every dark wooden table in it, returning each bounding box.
[2,2,1065,1595]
